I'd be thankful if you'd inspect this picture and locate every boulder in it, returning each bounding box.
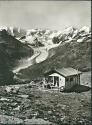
[0,115,23,124]
[24,118,53,125]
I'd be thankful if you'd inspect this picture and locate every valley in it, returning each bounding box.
[13,42,62,74]
[2,26,89,83]
[0,26,91,84]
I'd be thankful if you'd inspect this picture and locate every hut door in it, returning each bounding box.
[54,76,59,87]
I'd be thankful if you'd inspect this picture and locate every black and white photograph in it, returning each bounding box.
[0,1,91,125]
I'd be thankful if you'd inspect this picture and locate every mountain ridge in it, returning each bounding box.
[0,29,33,85]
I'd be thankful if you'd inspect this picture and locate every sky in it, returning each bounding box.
[0,1,91,31]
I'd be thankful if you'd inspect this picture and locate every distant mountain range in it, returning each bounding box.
[0,26,91,46]
[0,26,91,84]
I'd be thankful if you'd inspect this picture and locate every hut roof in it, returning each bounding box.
[44,67,82,77]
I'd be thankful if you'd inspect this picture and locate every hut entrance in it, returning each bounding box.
[54,76,59,87]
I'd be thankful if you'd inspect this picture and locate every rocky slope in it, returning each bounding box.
[0,71,91,125]
[0,30,33,85]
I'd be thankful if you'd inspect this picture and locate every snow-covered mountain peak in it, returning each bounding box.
[64,26,74,31]
[63,26,77,35]
[26,29,38,36]
[0,26,91,46]
[9,26,14,36]
[0,26,8,31]
[79,26,90,33]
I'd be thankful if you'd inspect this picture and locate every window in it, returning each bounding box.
[54,76,59,87]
